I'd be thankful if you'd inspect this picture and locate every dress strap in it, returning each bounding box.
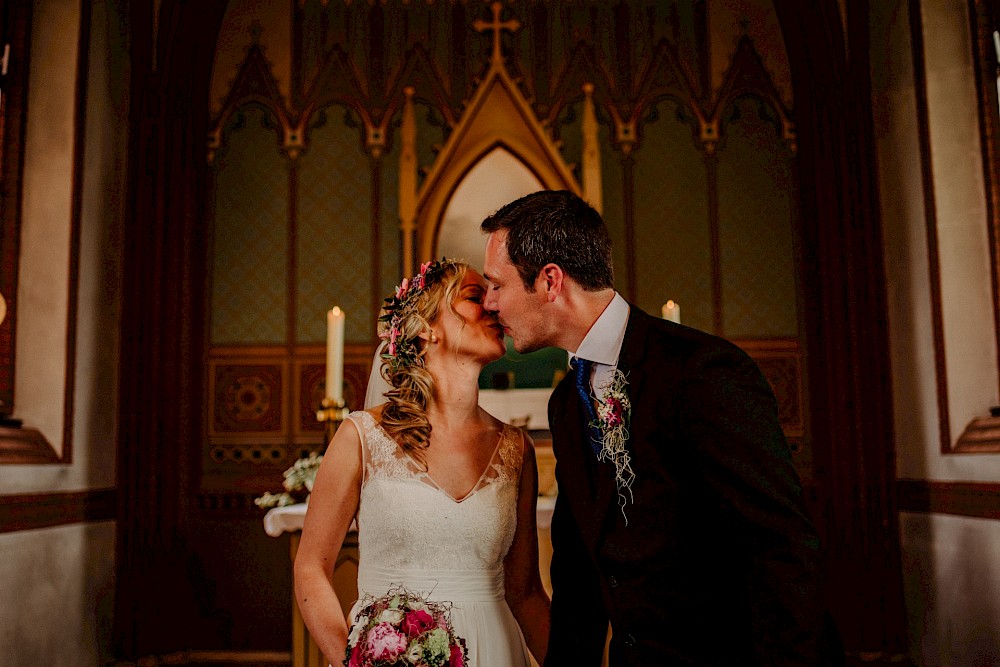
[497,423,525,482]
[345,411,371,485]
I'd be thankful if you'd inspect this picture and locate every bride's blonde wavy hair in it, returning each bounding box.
[377,259,469,464]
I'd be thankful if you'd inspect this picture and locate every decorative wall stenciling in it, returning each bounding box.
[297,362,327,435]
[210,362,284,435]
[718,97,798,338]
[211,106,289,345]
[634,100,713,332]
[295,359,370,436]
[754,351,804,437]
[296,106,374,343]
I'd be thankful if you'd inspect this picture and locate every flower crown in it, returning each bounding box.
[378,259,454,375]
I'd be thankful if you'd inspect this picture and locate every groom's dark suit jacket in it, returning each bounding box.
[544,306,842,666]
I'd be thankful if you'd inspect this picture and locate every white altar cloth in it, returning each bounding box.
[478,388,553,430]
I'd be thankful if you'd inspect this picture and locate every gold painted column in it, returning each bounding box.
[581,82,603,215]
[399,87,418,278]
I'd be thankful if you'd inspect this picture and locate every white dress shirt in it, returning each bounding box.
[569,292,629,396]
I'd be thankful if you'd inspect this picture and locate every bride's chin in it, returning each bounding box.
[480,346,505,365]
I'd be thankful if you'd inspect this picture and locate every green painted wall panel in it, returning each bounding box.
[211,106,288,345]
[717,97,798,338]
[634,100,712,331]
[297,105,373,343]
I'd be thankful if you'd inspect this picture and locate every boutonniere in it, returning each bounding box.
[590,368,636,522]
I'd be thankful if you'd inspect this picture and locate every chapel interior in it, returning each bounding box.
[2,1,1000,666]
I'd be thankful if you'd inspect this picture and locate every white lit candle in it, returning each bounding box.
[661,300,681,324]
[326,307,345,403]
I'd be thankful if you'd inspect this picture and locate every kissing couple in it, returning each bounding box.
[295,190,844,666]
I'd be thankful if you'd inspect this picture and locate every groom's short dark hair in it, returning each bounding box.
[481,190,614,292]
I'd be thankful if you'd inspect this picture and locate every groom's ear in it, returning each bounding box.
[538,263,564,301]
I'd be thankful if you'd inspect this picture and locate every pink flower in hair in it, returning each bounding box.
[395,278,409,300]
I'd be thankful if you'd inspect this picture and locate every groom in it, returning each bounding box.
[482,191,843,666]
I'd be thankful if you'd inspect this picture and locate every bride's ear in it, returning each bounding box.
[416,327,439,343]
[538,263,565,301]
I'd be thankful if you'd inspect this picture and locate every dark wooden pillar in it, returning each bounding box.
[114,1,227,659]
[773,0,910,663]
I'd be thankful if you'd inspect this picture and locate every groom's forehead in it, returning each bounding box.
[483,234,511,274]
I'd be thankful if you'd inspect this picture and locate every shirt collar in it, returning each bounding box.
[570,292,629,367]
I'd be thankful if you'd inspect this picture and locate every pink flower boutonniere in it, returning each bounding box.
[590,369,636,522]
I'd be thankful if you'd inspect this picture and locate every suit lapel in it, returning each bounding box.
[589,306,653,536]
[550,376,604,546]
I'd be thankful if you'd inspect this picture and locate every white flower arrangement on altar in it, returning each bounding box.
[254,451,323,509]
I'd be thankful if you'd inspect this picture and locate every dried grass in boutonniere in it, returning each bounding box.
[590,369,635,523]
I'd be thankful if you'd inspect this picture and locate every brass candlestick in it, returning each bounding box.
[316,397,349,443]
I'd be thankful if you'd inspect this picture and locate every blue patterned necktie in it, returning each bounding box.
[573,357,603,456]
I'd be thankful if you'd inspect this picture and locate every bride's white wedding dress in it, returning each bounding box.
[345,411,532,666]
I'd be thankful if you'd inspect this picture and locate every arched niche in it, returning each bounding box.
[436,146,544,270]
[410,57,581,268]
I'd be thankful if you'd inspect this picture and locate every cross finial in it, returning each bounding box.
[473,2,521,65]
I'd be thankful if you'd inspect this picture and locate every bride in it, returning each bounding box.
[294,259,550,666]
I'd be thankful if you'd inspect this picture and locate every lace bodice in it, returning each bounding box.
[347,411,524,572]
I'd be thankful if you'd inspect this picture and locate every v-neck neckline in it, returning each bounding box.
[369,414,508,504]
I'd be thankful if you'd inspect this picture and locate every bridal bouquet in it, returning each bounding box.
[253,451,323,509]
[345,588,467,667]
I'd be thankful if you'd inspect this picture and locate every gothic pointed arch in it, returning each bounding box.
[415,47,579,263]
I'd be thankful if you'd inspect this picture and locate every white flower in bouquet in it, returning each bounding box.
[348,615,367,645]
[405,641,423,663]
[378,608,405,625]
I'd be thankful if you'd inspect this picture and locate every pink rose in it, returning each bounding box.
[449,644,465,667]
[420,261,432,275]
[401,609,435,637]
[606,398,623,425]
[395,278,409,299]
[366,622,408,661]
